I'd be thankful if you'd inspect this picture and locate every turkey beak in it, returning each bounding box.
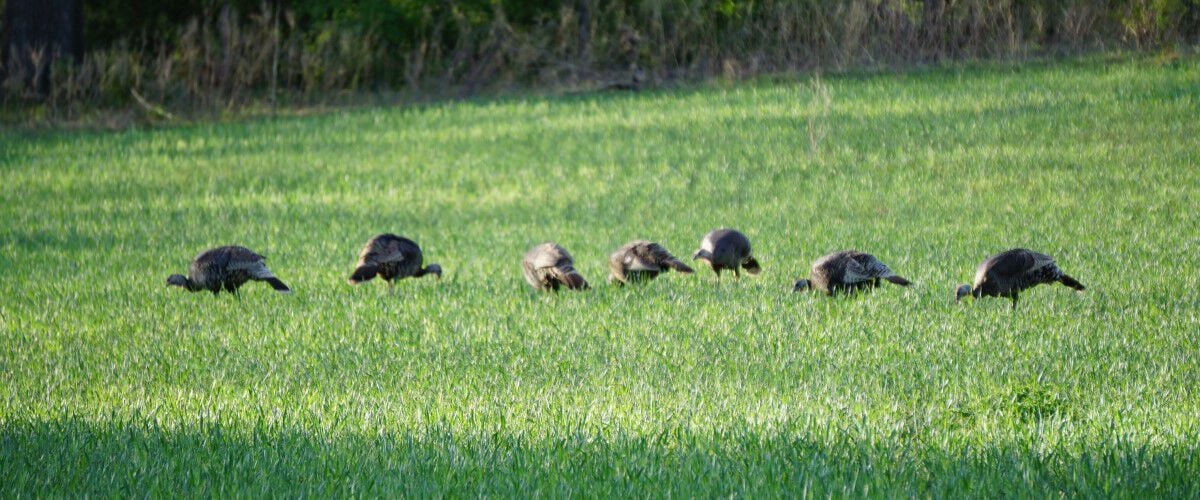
[954,284,971,303]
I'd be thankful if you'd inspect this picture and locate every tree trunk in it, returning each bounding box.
[920,0,947,60]
[577,0,591,63]
[1,0,84,97]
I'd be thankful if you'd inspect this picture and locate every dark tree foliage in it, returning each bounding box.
[3,0,1198,119]
[81,0,568,50]
[66,1,1200,54]
[1,0,84,95]
[83,0,265,48]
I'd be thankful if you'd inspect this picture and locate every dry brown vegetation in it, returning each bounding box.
[2,0,1197,126]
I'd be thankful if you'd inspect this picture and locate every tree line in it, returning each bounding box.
[3,0,1198,123]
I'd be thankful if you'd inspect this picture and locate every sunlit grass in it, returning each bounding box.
[2,56,1199,495]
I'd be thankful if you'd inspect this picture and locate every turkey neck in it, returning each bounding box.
[184,277,205,292]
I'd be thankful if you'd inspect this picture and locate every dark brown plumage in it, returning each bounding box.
[691,228,761,279]
[166,246,291,296]
[793,250,911,295]
[348,234,442,291]
[523,242,589,291]
[608,240,694,285]
[955,248,1085,309]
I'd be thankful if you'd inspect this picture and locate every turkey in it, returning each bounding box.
[522,242,589,291]
[348,234,442,291]
[793,250,911,295]
[166,246,291,296]
[691,228,761,279]
[608,240,694,285]
[955,248,1085,309]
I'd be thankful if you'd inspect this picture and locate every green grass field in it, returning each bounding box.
[2,56,1199,496]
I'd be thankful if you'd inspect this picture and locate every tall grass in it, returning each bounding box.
[2,0,1198,125]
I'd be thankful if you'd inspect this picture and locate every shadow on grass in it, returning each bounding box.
[3,417,1198,496]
